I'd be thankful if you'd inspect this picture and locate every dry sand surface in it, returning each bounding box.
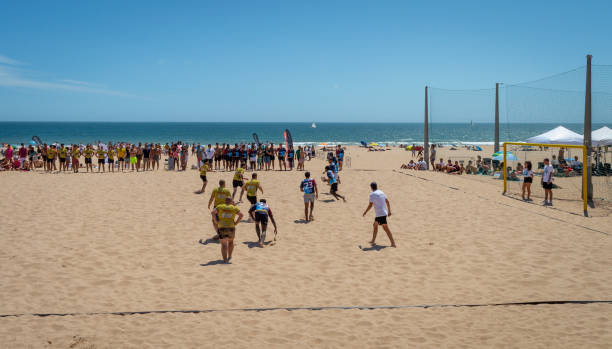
[1,146,611,348]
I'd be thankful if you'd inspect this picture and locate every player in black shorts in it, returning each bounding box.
[248,199,277,247]
[269,143,276,170]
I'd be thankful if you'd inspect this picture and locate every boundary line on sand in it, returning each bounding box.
[1,300,611,318]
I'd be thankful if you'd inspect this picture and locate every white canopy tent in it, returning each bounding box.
[592,126,612,146]
[525,126,584,145]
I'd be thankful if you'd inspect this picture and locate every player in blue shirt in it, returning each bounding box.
[300,171,319,221]
[248,199,278,247]
[323,166,346,202]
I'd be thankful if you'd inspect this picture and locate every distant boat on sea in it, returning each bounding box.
[311,122,317,128]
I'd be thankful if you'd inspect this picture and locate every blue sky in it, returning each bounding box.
[1,0,611,122]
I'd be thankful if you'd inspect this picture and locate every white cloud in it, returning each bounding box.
[59,79,104,88]
[0,54,24,66]
[0,56,147,99]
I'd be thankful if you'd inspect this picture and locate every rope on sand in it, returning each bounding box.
[1,300,611,318]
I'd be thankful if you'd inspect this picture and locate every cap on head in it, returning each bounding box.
[370,182,378,190]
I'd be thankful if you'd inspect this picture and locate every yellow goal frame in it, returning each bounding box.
[502,142,588,216]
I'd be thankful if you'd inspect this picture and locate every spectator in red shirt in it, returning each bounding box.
[18,144,28,169]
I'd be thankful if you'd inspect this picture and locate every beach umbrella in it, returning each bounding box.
[29,140,36,145]
[369,142,379,147]
[319,142,328,146]
[493,152,518,161]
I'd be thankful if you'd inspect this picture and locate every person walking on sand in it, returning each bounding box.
[300,171,318,221]
[198,160,210,194]
[542,158,554,206]
[211,197,243,263]
[323,165,346,202]
[248,199,278,247]
[241,172,263,205]
[208,179,232,239]
[362,182,396,247]
[232,165,245,201]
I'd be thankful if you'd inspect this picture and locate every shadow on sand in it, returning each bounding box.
[199,238,219,245]
[359,244,387,251]
[200,259,229,266]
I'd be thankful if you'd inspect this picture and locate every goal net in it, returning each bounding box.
[501,142,592,215]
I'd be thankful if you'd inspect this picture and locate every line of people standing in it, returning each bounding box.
[192,143,315,172]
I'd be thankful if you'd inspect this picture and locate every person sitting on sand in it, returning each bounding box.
[401,160,416,169]
[445,159,455,173]
[0,157,11,171]
[465,160,477,174]
[448,161,462,174]
[551,155,559,167]
[416,157,427,170]
[516,162,524,174]
[476,155,489,173]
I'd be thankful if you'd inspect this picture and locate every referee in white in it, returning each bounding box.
[362,182,396,247]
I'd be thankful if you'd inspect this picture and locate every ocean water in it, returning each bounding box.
[0,122,606,146]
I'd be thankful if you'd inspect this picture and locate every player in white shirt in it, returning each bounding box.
[541,158,554,206]
[362,182,396,247]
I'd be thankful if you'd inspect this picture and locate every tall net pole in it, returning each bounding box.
[494,82,500,153]
[584,54,593,204]
[424,86,429,170]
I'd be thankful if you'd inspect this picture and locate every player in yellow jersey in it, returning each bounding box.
[117,145,126,172]
[71,144,80,173]
[57,144,68,172]
[206,179,232,241]
[83,145,94,172]
[96,147,107,172]
[232,165,245,201]
[198,162,210,194]
[241,172,263,204]
[46,145,57,172]
[211,197,244,263]
[107,146,115,173]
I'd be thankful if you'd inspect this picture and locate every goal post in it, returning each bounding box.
[502,142,588,216]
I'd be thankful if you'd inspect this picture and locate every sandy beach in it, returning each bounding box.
[1,145,611,348]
